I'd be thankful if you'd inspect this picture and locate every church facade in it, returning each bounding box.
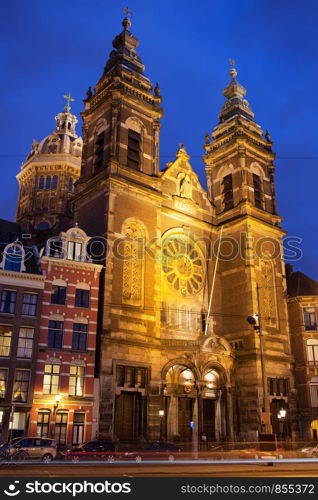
[66,14,296,443]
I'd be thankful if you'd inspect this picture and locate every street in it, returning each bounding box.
[0,461,317,477]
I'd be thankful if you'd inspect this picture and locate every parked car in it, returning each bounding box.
[300,444,318,458]
[0,437,57,462]
[63,441,119,462]
[123,441,182,462]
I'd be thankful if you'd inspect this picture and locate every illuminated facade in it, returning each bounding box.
[29,226,102,445]
[16,97,82,237]
[71,14,296,443]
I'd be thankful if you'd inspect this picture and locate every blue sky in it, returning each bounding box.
[1,0,317,278]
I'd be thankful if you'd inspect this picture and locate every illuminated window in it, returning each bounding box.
[304,308,317,331]
[307,339,318,365]
[69,365,85,396]
[0,369,7,398]
[36,411,50,438]
[17,327,34,358]
[43,364,60,394]
[0,326,12,356]
[54,412,68,445]
[13,370,30,402]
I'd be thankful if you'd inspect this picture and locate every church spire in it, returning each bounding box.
[102,8,145,76]
[218,61,254,123]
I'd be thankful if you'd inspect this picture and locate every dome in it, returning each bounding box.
[24,100,83,161]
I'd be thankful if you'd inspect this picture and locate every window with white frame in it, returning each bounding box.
[310,377,318,407]
[304,307,317,331]
[69,365,85,396]
[22,293,38,316]
[17,327,34,358]
[43,364,60,394]
[0,326,12,356]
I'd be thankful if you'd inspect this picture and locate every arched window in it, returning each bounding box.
[307,339,318,365]
[68,177,73,192]
[222,174,234,210]
[45,176,51,190]
[52,175,58,190]
[253,174,263,209]
[122,219,146,306]
[38,176,44,190]
[0,242,25,273]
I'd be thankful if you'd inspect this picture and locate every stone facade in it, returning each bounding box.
[70,15,296,444]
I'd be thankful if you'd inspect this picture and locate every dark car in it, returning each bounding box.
[123,441,182,462]
[63,441,119,462]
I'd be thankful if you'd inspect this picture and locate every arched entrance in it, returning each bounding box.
[163,363,227,443]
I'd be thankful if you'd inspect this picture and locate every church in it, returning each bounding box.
[10,11,318,445]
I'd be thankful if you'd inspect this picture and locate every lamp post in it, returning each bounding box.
[247,283,272,435]
[54,394,61,412]
[159,409,164,441]
[277,408,286,440]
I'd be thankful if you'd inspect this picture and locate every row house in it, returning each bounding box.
[29,226,102,446]
[287,265,318,439]
[0,229,44,441]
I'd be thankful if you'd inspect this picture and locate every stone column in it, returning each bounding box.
[226,387,234,440]
[215,390,222,440]
[167,396,178,439]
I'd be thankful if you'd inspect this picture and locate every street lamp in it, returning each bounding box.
[159,409,165,441]
[54,394,61,412]
[247,284,272,435]
[277,408,287,440]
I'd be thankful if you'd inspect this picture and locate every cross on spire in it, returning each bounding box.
[229,58,236,68]
[63,92,75,112]
[123,6,132,17]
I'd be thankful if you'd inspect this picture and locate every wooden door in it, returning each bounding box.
[203,398,216,441]
[115,392,142,441]
[178,398,193,441]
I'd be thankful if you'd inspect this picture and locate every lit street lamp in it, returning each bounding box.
[159,409,164,441]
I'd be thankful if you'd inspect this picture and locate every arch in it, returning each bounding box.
[73,316,88,324]
[75,282,90,291]
[125,116,145,133]
[0,241,26,272]
[217,163,235,180]
[161,358,200,383]
[49,313,64,322]
[93,118,107,135]
[250,161,266,179]
[52,279,67,287]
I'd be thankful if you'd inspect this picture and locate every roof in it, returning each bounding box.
[287,271,318,298]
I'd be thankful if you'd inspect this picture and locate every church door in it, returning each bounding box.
[115,392,142,441]
[178,398,193,441]
[203,399,216,441]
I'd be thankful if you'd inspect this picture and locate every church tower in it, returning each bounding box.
[16,96,82,235]
[74,10,163,234]
[204,64,296,439]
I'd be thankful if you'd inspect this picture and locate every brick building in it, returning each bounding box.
[0,227,44,441]
[29,226,102,446]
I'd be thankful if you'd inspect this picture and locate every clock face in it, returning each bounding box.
[162,234,205,296]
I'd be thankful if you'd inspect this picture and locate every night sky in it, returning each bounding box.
[1,0,317,278]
